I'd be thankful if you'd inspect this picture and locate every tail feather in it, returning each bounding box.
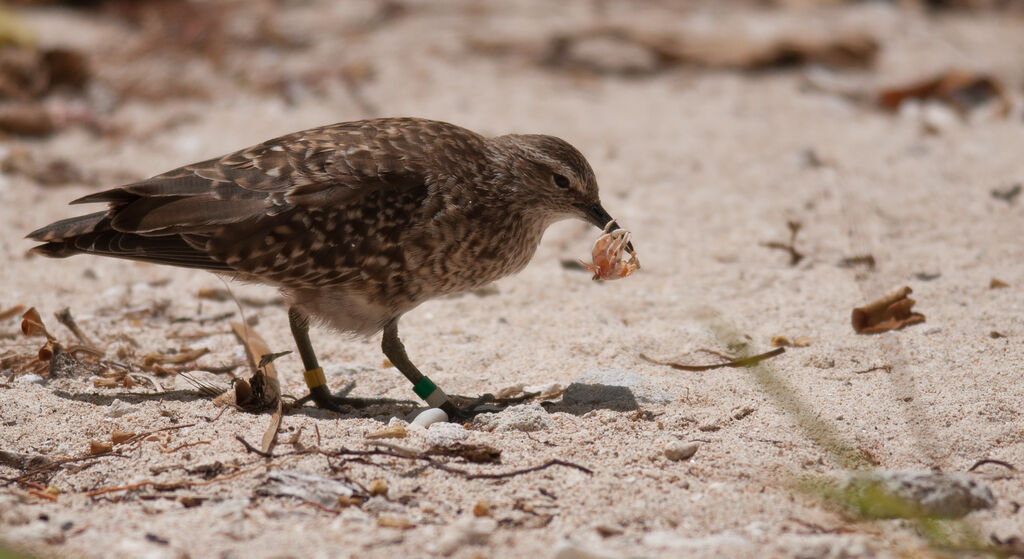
[27,211,110,242]
[31,230,232,271]
[29,210,231,271]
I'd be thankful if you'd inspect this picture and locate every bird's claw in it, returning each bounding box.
[442,392,540,422]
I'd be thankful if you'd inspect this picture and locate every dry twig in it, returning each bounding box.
[641,347,786,371]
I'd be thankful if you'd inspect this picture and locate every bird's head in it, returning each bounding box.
[489,133,617,231]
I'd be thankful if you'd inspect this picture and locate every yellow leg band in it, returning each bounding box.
[303,367,326,389]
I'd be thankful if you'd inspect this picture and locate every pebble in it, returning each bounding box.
[16,373,45,385]
[411,408,449,427]
[105,399,135,418]
[664,441,700,461]
[473,403,552,432]
[841,470,995,518]
[921,102,958,134]
[368,479,388,497]
[563,369,675,409]
[424,422,469,447]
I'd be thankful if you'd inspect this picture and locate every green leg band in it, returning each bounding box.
[413,376,448,408]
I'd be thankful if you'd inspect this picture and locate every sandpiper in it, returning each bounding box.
[28,117,625,419]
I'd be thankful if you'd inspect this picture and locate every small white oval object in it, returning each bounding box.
[411,407,449,427]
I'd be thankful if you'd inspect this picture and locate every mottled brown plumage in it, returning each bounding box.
[28,117,622,418]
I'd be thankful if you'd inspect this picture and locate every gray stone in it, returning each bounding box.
[563,369,674,410]
[16,373,45,385]
[664,441,699,461]
[841,471,995,519]
[105,398,135,418]
[255,470,356,508]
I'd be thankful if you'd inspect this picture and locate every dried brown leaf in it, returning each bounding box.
[878,71,1009,116]
[111,430,135,444]
[851,286,926,334]
[365,425,408,440]
[142,347,208,366]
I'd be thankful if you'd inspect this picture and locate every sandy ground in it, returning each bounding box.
[2,1,1024,558]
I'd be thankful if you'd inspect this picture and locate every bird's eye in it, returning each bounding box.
[553,174,570,189]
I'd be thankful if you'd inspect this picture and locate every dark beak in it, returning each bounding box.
[583,202,634,251]
[584,202,617,230]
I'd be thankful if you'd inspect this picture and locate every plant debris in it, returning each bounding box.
[508,26,879,77]
[640,347,786,371]
[770,335,811,348]
[877,71,1010,116]
[0,304,25,321]
[761,220,804,266]
[235,436,591,480]
[230,322,282,454]
[851,286,926,334]
[837,255,876,270]
[142,347,209,368]
[989,278,1009,289]
[0,45,90,101]
[990,183,1021,203]
[365,424,408,440]
[426,442,502,464]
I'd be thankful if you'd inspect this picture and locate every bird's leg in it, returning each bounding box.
[288,307,339,410]
[381,318,493,420]
[289,307,383,411]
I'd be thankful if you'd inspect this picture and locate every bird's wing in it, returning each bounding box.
[71,119,448,237]
[29,118,482,276]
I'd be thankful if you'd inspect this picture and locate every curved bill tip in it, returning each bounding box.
[584,202,633,252]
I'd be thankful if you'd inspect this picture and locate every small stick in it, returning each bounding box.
[967,459,1016,472]
[55,307,99,351]
[853,365,892,374]
[236,437,593,479]
[26,489,58,502]
[0,305,25,321]
[460,459,592,479]
[760,220,804,266]
[235,435,274,458]
[159,440,212,454]
[641,347,786,371]
[85,463,266,497]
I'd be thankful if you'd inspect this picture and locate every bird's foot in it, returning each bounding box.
[441,391,541,422]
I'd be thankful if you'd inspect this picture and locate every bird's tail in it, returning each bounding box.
[27,211,111,258]
[27,211,232,271]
